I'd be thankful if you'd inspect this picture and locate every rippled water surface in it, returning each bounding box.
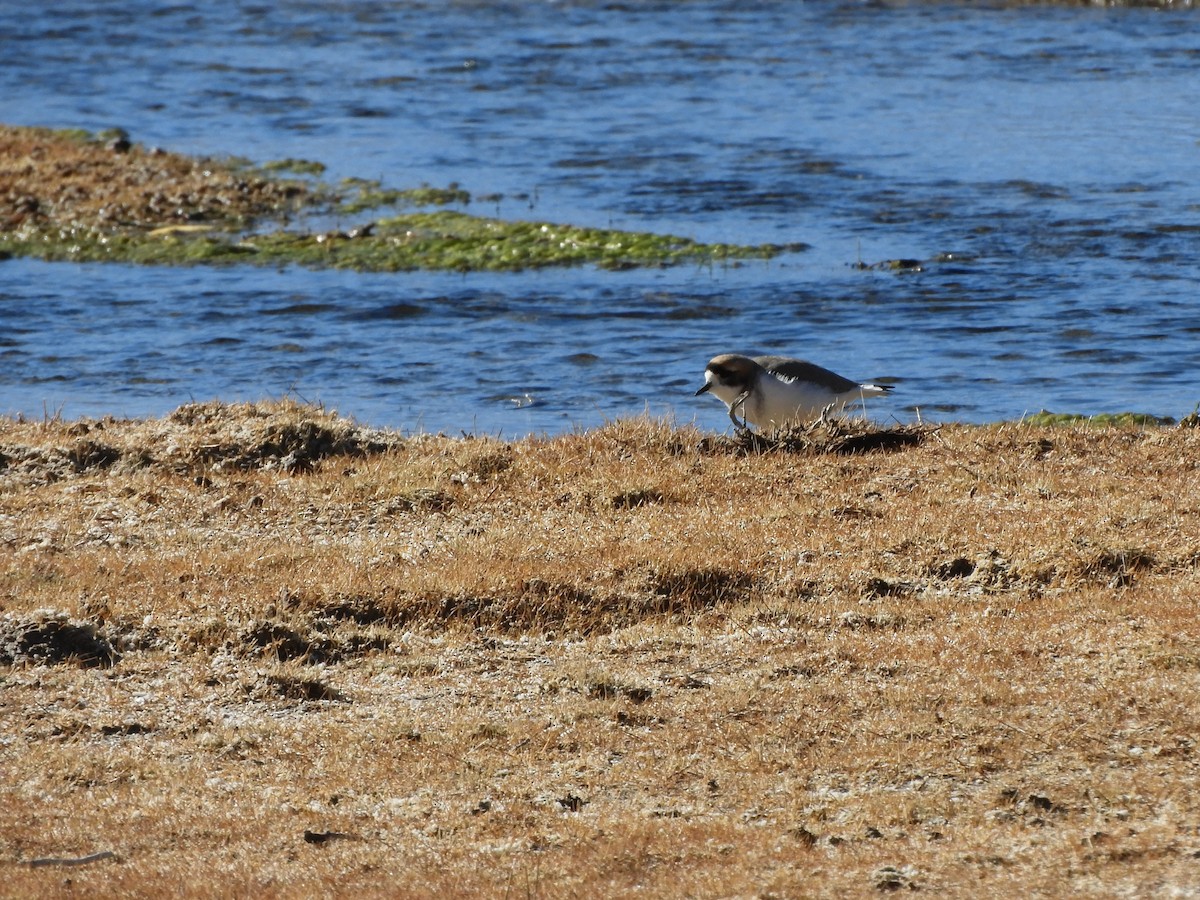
[2,1,1198,433]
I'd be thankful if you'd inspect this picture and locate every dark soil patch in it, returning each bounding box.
[265,673,346,702]
[240,618,391,664]
[390,566,754,635]
[0,611,119,668]
[180,415,399,473]
[702,420,929,456]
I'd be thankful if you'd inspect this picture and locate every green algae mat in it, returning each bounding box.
[0,125,804,272]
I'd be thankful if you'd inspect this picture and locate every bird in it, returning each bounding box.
[695,353,893,432]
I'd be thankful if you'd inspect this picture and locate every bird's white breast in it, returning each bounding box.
[749,374,845,427]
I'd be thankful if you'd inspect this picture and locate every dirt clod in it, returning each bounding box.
[0,611,119,668]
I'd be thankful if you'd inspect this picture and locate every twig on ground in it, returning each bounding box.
[28,851,117,868]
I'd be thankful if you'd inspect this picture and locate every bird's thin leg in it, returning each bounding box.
[730,390,751,432]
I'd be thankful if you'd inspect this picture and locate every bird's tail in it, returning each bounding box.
[859,383,894,398]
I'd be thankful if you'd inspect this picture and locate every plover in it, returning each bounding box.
[696,353,893,431]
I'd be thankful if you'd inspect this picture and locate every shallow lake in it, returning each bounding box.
[2,0,1198,434]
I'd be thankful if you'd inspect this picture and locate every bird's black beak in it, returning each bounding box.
[695,382,711,396]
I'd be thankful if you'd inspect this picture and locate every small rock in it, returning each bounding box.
[558,793,587,812]
[872,865,917,891]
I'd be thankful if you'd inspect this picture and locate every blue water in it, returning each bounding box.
[2,1,1199,434]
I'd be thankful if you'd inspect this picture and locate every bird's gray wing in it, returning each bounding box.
[753,356,860,393]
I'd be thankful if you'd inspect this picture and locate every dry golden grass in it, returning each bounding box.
[2,401,1199,897]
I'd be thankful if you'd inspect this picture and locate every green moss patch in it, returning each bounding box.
[0,124,800,272]
[336,178,472,215]
[1,210,797,272]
